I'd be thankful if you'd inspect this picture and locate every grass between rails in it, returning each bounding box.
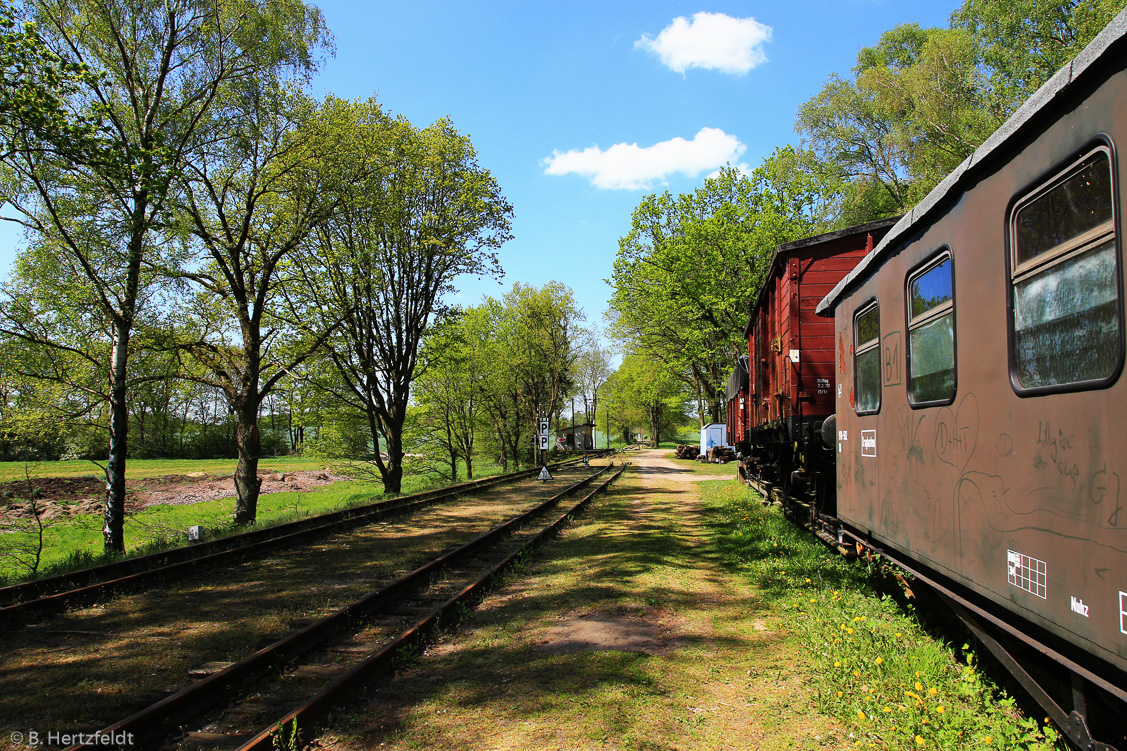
[702,480,1064,750]
[0,460,510,586]
[320,455,843,751]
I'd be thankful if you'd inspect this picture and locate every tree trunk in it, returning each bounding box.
[382,405,405,494]
[233,395,262,525]
[462,433,474,479]
[103,323,130,553]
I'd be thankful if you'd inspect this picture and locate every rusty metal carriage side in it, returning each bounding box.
[819,6,1127,701]
[738,220,895,511]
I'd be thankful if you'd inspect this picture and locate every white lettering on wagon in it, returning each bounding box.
[861,429,876,458]
[1070,596,1089,617]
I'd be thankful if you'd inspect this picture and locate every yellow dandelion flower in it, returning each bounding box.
[915,682,923,692]
[982,736,992,744]
[883,706,892,713]
[809,598,816,603]
[847,627,854,634]
[928,688,937,696]
[837,691,843,697]
[853,616,861,622]
[874,657,883,665]
[915,735,924,745]
[853,671,860,677]
[936,706,944,714]
[834,662,841,667]
[922,720,929,726]
[805,578,811,583]
[857,709,866,720]
[896,632,903,637]
[860,616,867,621]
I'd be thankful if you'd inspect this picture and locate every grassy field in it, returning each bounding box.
[702,480,1064,750]
[0,457,509,585]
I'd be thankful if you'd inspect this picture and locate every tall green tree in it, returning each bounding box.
[170,86,343,524]
[296,99,512,494]
[606,352,689,448]
[413,308,492,481]
[0,0,328,551]
[796,24,992,221]
[609,157,819,425]
[573,339,612,427]
[951,0,1124,113]
[797,1,1123,225]
[499,282,584,466]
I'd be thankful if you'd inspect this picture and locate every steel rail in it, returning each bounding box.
[237,463,628,751]
[0,456,596,625]
[60,463,619,751]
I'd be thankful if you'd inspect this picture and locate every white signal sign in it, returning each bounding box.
[538,435,550,450]
[539,418,550,435]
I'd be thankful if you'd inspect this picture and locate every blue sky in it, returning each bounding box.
[0,0,963,333]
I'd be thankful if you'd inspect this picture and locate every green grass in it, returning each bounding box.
[701,480,1064,751]
[0,458,509,586]
[0,456,326,483]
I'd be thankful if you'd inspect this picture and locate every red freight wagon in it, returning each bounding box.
[737,218,895,514]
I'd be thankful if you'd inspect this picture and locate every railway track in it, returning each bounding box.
[0,456,597,626]
[57,461,626,751]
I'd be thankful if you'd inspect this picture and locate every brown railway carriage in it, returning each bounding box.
[737,219,895,512]
[818,10,1127,746]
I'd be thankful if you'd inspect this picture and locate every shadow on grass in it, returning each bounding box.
[333,471,791,747]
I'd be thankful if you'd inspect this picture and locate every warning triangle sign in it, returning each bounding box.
[537,466,553,481]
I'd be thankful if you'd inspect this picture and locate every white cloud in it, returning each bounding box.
[636,12,772,75]
[543,128,747,190]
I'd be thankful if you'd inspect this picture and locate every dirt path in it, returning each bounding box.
[0,470,349,523]
[321,450,842,750]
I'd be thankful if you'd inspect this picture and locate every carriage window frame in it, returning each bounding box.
[853,300,881,415]
[1006,140,1125,396]
[906,250,957,407]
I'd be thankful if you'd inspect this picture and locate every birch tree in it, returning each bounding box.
[0,0,328,551]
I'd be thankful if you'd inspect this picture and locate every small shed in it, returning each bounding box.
[700,423,728,456]
[556,422,595,450]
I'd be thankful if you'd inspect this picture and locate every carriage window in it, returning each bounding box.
[854,303,881,414]
[1011,148,1121,391]
[908,254,955,404]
